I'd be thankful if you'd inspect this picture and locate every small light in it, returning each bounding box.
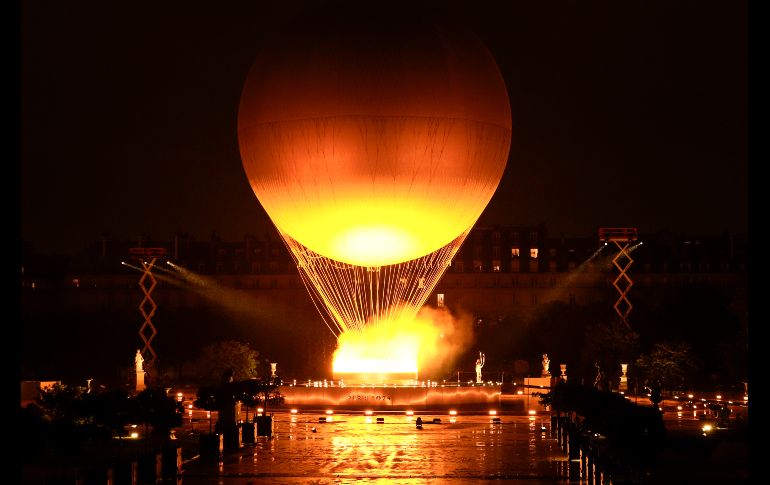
[449,410,457,416]
[326,410,333,415]
[290,409,298,414]
[677,406,682,410]
[207,412,211,418]
[716,395,722,399]
[702,424,712,432]
[516,390,523,395]
[257,408,264,413]
[488,410,497,416]
[405,410,414,416]
[528,410,536,415]
[744,396,749,401]
[688,394,694,399]
[130,432,139,439]
[365,410,373,416]
[188,404,193,409]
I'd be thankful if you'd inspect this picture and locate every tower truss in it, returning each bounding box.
[598,228,638,327]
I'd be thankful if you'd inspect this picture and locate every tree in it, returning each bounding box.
[582,319,640,390]
[133,388,183,439]
[195,340,260,383]
[635,342,697,391]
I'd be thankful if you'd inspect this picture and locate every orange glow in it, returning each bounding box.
[528,410,537,415]
[489,410,497,415]
[449,410,457,416]
[332,307,472,380]
[238,17,510,267]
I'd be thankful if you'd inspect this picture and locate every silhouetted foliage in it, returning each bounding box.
[195,340,260,383]
[635,342,697,391]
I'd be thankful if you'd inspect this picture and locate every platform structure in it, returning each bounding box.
[598,228,638,327]
[128,247,168,369]
[279,381,502,411]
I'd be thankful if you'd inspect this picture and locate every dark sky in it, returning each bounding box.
[21,0,747,255]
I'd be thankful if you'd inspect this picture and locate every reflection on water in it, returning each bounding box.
[185,414,577,483]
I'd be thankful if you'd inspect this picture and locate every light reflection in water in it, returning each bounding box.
[194,414,578,481]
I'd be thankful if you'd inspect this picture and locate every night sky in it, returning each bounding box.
[21,0,747,255]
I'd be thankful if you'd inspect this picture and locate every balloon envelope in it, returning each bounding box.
[238,13,511,267]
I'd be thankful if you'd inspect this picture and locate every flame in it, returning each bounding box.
[332,306,472,381]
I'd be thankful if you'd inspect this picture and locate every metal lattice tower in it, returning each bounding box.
[598,228,638,327]
[129,247,167,369]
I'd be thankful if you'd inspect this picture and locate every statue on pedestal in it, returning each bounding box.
[135,349,146,392]
[559,364,567,381]
[619,363,629,391]
[541,353,550,376]
[270,363,278,378]
[475,352,485,384]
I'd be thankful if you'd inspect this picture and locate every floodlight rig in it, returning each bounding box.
[128,247,168,369]
[598,228,638,328]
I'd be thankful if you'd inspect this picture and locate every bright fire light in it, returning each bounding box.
[290,409,298,414]
[365,410,373,416]
[332,308,470,380]
[406,410,414,416]
[528,410,536,415]
[489,410,497,416]
[449,410,457,416]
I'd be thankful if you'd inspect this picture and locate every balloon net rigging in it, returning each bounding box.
[279,228,470,338]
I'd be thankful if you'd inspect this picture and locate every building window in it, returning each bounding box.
[437,293,445,307]
[549,248,557,257]
[234,262,242,273]
[473,260,483,272]
[215,262,224,273]
[568,261,576,271]
[531,294,538,305]
[548,261,557,272]
[511,247,520,257]
[251,262,261,273]
[492,260,501,272]
[473,246,482,258]
[269,261,278,272]
[493,232,500,244]
[512,231,519,244]
[493,246,500,259]
[529,231,539,244]
[454,261,464,272]
[270,279,278,288]
[530,261,539,273]
[569,294,576,305]
[418,278,426,289]
[530,248,538,259]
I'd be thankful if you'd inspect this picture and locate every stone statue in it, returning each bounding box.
[135,350,144,372]
[541,354,550,376]
[270,363,278,378]
[135,350,146,392]
[594,361,604,390]
[475,351,485,384]
[559,364,567,381]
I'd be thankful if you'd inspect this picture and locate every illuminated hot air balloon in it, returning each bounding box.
[238,7,511,379]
